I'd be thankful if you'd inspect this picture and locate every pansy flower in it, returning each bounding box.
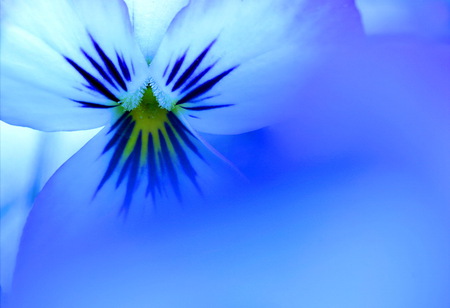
[0,0,362,216]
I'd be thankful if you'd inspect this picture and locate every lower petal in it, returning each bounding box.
[19,107,242,231]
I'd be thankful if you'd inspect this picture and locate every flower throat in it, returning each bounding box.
[120,80,174,112]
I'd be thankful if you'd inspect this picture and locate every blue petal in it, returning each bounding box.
[20,108,242,220]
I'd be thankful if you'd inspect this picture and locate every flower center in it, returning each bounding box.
[128,87,168,129]
[99,83,205,208]
[120,78,176,112]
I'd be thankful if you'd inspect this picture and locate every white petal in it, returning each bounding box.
[1,0,148,131]
[124,0,189,62]
[149,0,363,134]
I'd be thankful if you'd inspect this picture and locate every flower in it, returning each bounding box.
[4,2,450,307]
[0,0,362,214]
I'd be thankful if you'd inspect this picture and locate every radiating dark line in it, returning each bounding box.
[116,159,132,188]
[158,130,181,200]
[167,112,194,137]
[73,100,119,109]
[65,57,120,102]
[157,151,167,193]
[177,66,238,106]
[166,51,187,86]
[103,117,134,154]
[80,83,91,91]
[172,39,217,92]
[121,131,142,212]
[117,53,131,81]
[163,62,170,78]
[180,64,215,95]
[96,122,135,192]
[85,85,96,92]
[116,134,139,188]
[108,112,130,134]
[167,113,203,160]
[89,35,128,91]
[188,95,218,104]
[81,49,119,90]
[181,104,233,111]
[165,123,200,190]
[146,132,159,199]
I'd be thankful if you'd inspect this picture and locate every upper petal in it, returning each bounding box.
[0,0,148,131]
[148,0,363,134]
[123,0,189,62]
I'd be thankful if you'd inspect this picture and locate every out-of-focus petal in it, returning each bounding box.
[357,0,450,39]
[0,122,99,292]
[123,0,188,62]
[149,0,363,134]
[0,0,148,131]
[268,39,450,195]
